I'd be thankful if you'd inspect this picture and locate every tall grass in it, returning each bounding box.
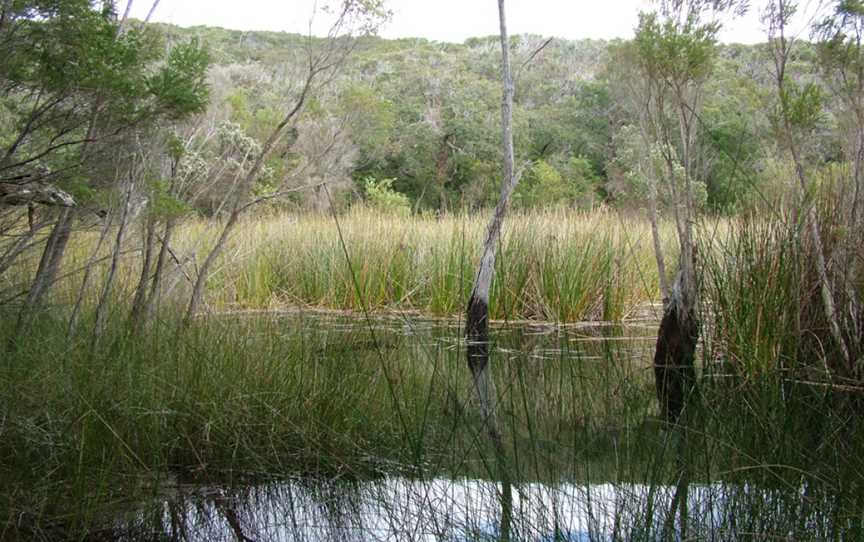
[0,309,663,538]
[2,207,669,323]
[212,207,665,321]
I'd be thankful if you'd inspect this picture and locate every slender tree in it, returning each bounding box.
[632,0,742,422]
[464,1,521,538]
[766,0,852,371]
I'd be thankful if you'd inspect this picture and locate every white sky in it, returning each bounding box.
[125,1,824,45]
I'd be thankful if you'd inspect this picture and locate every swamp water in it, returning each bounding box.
[106,312,858,541]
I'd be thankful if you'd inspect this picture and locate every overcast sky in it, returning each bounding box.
[125,1,823,45]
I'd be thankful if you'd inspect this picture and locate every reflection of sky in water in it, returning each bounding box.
[119,479,679,541]
[118,477,823,541]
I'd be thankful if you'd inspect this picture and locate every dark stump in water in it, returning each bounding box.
[466,294,490,378]
[654,300,700,424]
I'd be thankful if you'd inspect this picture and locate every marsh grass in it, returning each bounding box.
[169,207,665,320]
[5,300,861,540]
[2,207,668,324]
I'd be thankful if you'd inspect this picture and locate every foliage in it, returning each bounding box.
[363,176,411,215]
[514,158,600,208]
[0,0,210,189]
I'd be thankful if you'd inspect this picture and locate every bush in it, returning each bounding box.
[363,177,411,215]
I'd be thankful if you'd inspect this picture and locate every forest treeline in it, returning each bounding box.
[144,18,818,216]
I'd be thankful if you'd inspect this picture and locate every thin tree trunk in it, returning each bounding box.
[184,52,318,324]
[800,165,851,368]
[142,219,175,323]
[652,114,700,424]
[648,177,669,301]
[14,208,73,335]
[142,0,160,24]
[92,182,134,348]
[68,211,114,335]
[128,215,156,328]
[769,2,850,370]
[465,1,517,539]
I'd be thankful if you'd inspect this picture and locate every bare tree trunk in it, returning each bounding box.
[68,212,114,334]
[142,0,160,24]
[465,1,518,539]
[654,266,699,423]
[646,121,701,424]
[141,219,175,322]
[798,162,850,367]
[648,178,669,301]
[92,182,135,348]
[128,215,156,328]
[14,208,74,335]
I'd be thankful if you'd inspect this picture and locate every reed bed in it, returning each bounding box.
[202,207,667,321]
[0,311,660,538]
[1,207,673,323]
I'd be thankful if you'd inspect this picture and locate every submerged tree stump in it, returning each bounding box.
[653,298,699,424]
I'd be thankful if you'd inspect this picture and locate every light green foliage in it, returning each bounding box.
[777,81,825,131]
[633,11,718,86]
[363,177,411,215]
[514,158,600,208]
[148,38,211,118]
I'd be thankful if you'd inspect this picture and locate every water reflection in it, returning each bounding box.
[117,477,847,541]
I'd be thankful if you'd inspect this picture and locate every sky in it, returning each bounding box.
[124,0,824,45]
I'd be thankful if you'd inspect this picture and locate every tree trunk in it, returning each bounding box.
[184,65,317,325]
[128,215,157,329]
[464,1,517,539]
[653,268,699,423]
[14,208,73,335]
[92,182,135,348]
[648,177,669,301]
[68,211,114,335]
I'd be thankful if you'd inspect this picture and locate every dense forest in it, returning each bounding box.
[4,1,864,540]
[138,21,797,216]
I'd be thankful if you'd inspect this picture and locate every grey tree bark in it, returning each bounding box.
[463,1,519,538]
[68,211,114,335]
[13,208,73,337]
[768,0,851,368]
[92,181,136,347]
